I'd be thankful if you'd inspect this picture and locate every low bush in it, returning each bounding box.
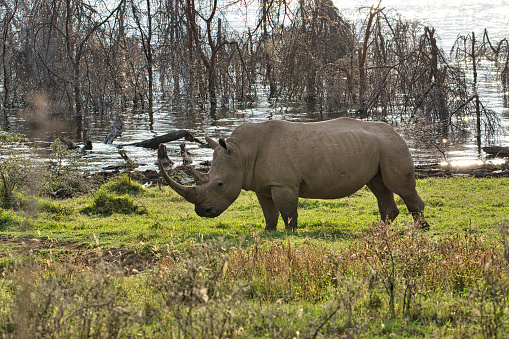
[0,133,40,209]
[38,199,72,216]
[101,175,144,196]
[81,191,147,215]
[43,138,93,195]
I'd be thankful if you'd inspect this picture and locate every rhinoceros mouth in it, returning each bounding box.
[195,205,222,218]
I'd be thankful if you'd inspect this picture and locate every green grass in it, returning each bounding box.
[2,176,506,248]
[0,176,508,337]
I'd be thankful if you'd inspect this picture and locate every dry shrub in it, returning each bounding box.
[150,241,244,338]
[427,233,502,292]
[1,227,507,338]
[361,223,432,318]
[152,242,227,305]
[3,257,136,338]
[227,240,338,301]
[360,222,509,325]
[361,223,506,291]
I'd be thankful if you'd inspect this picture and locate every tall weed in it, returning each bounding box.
[0,133,39,209]
[44,138,91,194]
[2,257,137,338]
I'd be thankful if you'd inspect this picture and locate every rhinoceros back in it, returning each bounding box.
[228,118,414,200]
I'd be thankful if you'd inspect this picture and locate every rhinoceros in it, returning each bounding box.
[158,117,429,231]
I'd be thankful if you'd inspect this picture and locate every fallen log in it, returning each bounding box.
[482,146,509,157]
[124,130,204,149]
[58,136,92,151]
[58,136,80,150]
[47,188,73,199]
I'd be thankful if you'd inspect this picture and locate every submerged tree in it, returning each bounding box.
[276,0,354,103]
[1,0,18,109]
[450,30,504,150]
[131,0,154,112]
[0,0,505,153]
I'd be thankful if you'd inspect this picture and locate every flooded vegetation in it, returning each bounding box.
[1,0,508,170]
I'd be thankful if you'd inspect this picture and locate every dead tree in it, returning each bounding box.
[450,30,502,148]
[185,0,223,108]
[1,0,18,108]
[132,0,154,112]
[357,3,384,117]
[277,0,354,104]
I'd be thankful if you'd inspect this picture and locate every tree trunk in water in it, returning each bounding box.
[208,17,222,109]
[357,4,380,118]
[146,0,153,113]
[261,1,276,99]
[427,27,449,137]
[471,32,482,154]
[208,60,217,109]
[1,4,15,108]
[72,51,82,114]
[2,63,9,108]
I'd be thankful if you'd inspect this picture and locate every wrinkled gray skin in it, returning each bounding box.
[159,118,429,231]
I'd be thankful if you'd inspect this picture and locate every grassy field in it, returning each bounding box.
[0,175,508,337]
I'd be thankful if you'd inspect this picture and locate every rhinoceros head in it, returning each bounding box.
[158,137,243,218]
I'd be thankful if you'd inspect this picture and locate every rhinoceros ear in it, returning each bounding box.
[219,138,227,149]
[219,138,235,156]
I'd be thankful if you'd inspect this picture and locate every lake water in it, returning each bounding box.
[1,0,508,172]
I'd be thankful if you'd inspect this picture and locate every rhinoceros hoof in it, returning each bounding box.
[415,221,430,231]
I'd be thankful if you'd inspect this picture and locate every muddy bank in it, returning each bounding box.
[415,162,509,178]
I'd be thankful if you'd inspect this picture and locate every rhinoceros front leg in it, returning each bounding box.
[271,186,298,231]
[256,193,279,231]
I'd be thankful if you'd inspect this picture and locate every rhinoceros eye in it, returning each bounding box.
[217,182,224,187]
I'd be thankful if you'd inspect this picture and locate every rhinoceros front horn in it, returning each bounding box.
[158,144,202,204]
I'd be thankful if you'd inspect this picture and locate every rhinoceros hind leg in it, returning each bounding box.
[394,188,429,230]
[392,186,430,230]
[256,193,279,231]
[411,211,430,230]
[271,186,298,231]
[379,160,430,230]
[367,172,400,223]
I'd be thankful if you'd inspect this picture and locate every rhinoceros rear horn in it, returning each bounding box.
[187,165,209,184]
[158,144,202,204]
